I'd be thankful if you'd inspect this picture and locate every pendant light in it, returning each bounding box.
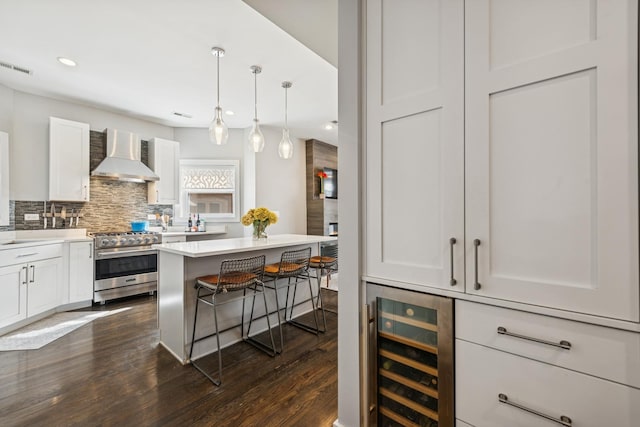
[278,81,294,159]
[209,47,229,145]
[248,65,265,152]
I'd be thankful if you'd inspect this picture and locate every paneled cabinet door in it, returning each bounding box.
[69,242,93,303]
[0,264,27,329]
[27,257,61,317]
[465,0,639,321]
[147,137,179,204]
[49,117,90,201]
[0,131,9,226]
[365,0,464,291]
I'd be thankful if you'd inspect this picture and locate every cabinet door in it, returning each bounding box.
[49,117,90,201]
[0,131,9,226]
[148,137,179,204]
[465,0,639,321]
[69,242,94,303]
[365,0,464,291]
[0,264,27,329]
[27,257,62,317]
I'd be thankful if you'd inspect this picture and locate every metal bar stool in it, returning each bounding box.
[188,254,276,386]
[263,247,324,350]
[310,242,338,315]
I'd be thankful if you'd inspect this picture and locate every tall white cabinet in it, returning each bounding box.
[465,0,638,321]
[0,131,9,226]
[365,0,465,291]
[147,137,179,205]
[49,117,90,202]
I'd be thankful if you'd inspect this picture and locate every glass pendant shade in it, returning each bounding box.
[278,81,294,159]
[209,47,228,145]
[278,128,293,159]
[209,106,229,145]
[248,118,265,152]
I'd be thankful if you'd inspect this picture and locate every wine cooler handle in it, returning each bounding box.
[473,239,481,290]
[497,326,572,350]
[361,304,375,425]
[498,393,572,426]
[449,238,457,286]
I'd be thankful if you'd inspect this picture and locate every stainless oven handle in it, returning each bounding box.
[95,248,158,259]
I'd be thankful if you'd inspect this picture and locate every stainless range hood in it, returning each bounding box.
[91,128,159,182]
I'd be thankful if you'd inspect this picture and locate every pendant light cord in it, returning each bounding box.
[254,70,258,120]
[216,54,220,108]
[284,86,288,128]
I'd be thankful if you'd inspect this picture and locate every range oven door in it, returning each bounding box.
[94,248,158,292]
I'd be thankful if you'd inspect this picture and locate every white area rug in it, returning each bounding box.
[0,310,123,351]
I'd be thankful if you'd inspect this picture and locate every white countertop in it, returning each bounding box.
[154,234,337,258]
[0,229,91,250]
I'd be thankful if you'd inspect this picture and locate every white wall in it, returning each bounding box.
[0,84,13,132]
[10,90,173,200]
[255,125,307,235]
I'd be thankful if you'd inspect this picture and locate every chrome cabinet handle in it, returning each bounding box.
[21,266,28,285]
[497,326,571,350]
[29,265,35,283]
[83,185,88,200]
[89,243,93,259]
[449,237,457,286]
[498,393,572,426]
[473,239,481,290]
[16,252,39,258]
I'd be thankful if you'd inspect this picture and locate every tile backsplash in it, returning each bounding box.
[8,130,172,233]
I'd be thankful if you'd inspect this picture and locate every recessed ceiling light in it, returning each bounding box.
[324,120,338,130]
[57,57,77,67]
[225,110,235,116]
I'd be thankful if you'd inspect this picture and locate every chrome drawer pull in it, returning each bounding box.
[449,237,457,286]
[16,252,38,258]
[497,326,572,350]
[498,393,572,426]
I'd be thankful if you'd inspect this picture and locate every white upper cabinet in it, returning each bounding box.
[365,0,465,291]
[465,0,639,321]
[49,117,90,202]
[0,131,9,226]
[147,137,179,205]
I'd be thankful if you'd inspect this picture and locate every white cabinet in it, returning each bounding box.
[364,0,638,321]
[147,137,179,204]
[464,0,638,321]
[68,241,93,304]
[0,131,9,226]
[49,117,90,202]
[365,0,465,292]
[0,264,27,328]
[0,244,63,329]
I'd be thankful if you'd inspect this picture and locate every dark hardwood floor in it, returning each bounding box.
[0,290,338,426]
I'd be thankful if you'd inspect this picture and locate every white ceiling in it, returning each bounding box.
[0,0,338,144]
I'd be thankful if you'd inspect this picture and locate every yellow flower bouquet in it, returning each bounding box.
[241,207,278,239]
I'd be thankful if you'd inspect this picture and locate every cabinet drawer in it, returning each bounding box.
[456,300,640,388]
[456,340,640,427]
[0,243,63,266]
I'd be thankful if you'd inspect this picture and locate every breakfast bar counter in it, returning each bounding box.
[154,234,337,363]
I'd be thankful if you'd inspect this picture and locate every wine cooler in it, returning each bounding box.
[364,283,454,426]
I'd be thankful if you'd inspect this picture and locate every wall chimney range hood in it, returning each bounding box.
[91,129,159,182]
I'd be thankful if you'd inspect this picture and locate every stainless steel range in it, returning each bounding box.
[89,231,162,303]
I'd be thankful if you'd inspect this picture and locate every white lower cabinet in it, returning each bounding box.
[68,241,93,304]
[0,264,27,328]
[456,339,640,427]
[0,244,63,329]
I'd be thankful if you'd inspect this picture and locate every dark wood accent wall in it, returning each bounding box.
[306,139,338,236]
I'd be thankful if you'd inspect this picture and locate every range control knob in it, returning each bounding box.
[127,238,135,244]
[101,239,110,246]
[152,236,159,243]
[120,238,127,244]
[110,239,118,245]
[135,238,142,244]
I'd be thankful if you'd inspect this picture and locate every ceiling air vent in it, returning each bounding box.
[172,111,192,119]
[0,60,33,75]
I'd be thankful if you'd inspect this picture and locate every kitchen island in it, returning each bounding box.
[154,234,337,363]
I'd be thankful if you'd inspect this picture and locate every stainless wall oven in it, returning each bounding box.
[90,232,161,303]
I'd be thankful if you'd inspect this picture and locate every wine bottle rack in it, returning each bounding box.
[371,290,453,427]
